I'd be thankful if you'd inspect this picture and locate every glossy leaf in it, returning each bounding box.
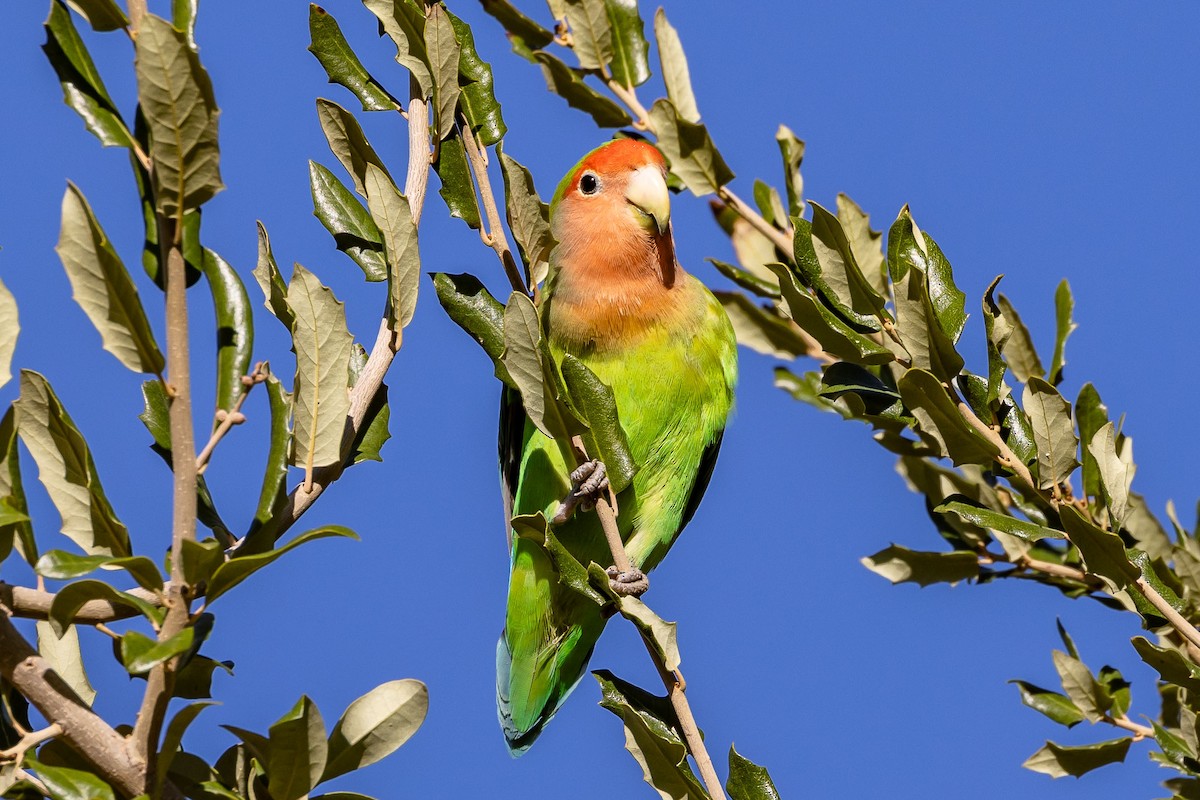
[715,291,809,360]
[180,538,224,588]
[446,9,507,146]
[431,272,507,373]
[1010,681,1084,727]
[727,746,779,800]
[48,579,162,636]
[363,164,420,329]
[308,4,399,112]
[347,344,391,466]
[810,200,888,319]
[605,0,649,88]
[649,98,732,196]
[934,500,1063,542]
[433,132,481,229]
[1051,650,1105,722]
[1023,377,1079,489]
[309,160,387,282]
[560,355,637,494]
[1022,738,1130,778]
[135,14,223,216]
[1075,382,1107,500]
[0,407,35,565]
[57,183,164,374]
[1131,637,1200,693]
[24,758,115,800]
[501,292,583,445]
[889,208,966,340]
[1059,505,1139,589]
[499,148,555,288]
[207,526,358,602]
[897,369,999,465]
[512,513,606,605]
[861,544,979,586]
[653,8,698,122]
[707,258,779,299]
[766,263,893,364]
[202,248,254,421]
[890,253,964,380]
[425,3,461,142]
[981,275,1010,406]
[173,0,198,48]
[315,98,393,198]
[534,51,631,127]
[35,549,163,592]
[121,627,196,674]
[1089,422,1132,527]
[268,696,327,800]
[43,2,132,148]
[776,125,805,216]
[565,0,613,70]
[16,371,130,557]
[363,0,432,99]
[36,622,96,707]
[478,0,554,49]
[1049,279,1075,385]
[594,670,704,800]
[997,294,1044,383]
[253,222,296,330]
[156,701,216,796]
[836,194,886,297]
[289,265,353,473]
[322,679,429,781]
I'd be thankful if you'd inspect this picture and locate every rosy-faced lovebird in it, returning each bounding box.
[496,138,738,754]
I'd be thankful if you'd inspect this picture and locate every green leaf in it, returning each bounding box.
[766,263,893,364]
[1049,279,1075,385]
[564,0,613,70]
[363,164,420,329]
[890,250,964,380]
[35,549,163,592]
[309,160,387,282]
[478,0,554,50]
[1131,636,1200,693]
[997,294,1045,383]
[120,627,196,674]
[48,579,162,636]
[56,183,164,374]
[561,355,637,494]
[1010,680,1084,727]
[253,222,295,329]
[809,200,888,319]
[1051,649,1105,722]
[499,148,555,288]
[533,51,631,128]
[0,407,35,566]
[614,593,679,672]
[24,758,115,800]
[446,9,507,146]
[819,362,903,416]
[308,4,400,112]
[36,621,96,707]
[42,2,133,148]
[1023,377,1079,490]
[180,538,224,588]
[322,679,428,782]
[65,0,127,30]
[501,292,583,446]
[775,125,805,217]
[648,98,733,196]
[431,272,507,373]
[15,370,130,557]
[1075,382,1108,500]
[433,132,481,229]
[653,9,698,122]
[981,275,1010,406]
[268,696,327,800]
[1059,505,1139,589]
[593,670,705,800]
[715,291,810,360]
[1088,422,1132,527]
[135,14,223,216]
[289,265,353,472]
[512,513,607,605]
[934,500,1063,542]
[156,701,216,797]
[789,216,878,331]
[174,656,234,700]
[347,345,391,466]
[363,0,433,99]
[836,194,886,297]
[861,544,979,586]
[424,3,461,142]
[172,0,199,49]
[604,0,649,88]
[315,98,393,198]
[727,746,780,800]
[897,368,1000,465]
[887,208,966,341]
[207,526,358,603]
[1022,738,1131,778]
[1097,666,1131,719]
[706,258,780,299]
[202,249,254,421]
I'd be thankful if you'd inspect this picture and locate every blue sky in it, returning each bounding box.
[1,1,1198,798]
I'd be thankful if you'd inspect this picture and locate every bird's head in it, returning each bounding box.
[548,138,676,289]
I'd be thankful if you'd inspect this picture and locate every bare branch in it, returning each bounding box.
[196,364,267,474]
[459,120,529,295]
[0,582,161,623]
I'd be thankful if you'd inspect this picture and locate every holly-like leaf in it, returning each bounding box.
[533,50,631,128]
[478,0,553,50]
[935,500,1063,542]
[861,544,979,586]
[897,368,999,465]
[727,746,781,800]
[766,263,893,364]
[309,160,387,282]
[1010,680,1085,727]
[308,4,400,112]
[1022,738,1130,778]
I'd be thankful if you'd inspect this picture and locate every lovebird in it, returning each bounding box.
[496,138,738,753]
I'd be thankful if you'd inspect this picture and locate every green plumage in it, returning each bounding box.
[497,277,736,753]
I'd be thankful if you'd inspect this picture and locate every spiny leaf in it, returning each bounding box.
[431,272,507,373]
[48,579,163,636]
[887,207,966,342]
[57,183,164,374]
[309,160,387,282]
[861,544,979,586]
[1022,738,1130,778]
[308,4,400,112]
[135,13,223,216]
[1075,382,1107,500]
[533,50,631,128]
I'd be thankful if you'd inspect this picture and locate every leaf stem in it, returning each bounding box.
[0,723,61,763]
[195,363,266,474]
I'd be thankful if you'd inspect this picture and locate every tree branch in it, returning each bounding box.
[196,364,266,474]
[0,582,161,623]
[459,120,529,295]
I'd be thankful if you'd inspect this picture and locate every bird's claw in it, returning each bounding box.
[606,565,649,597]
[552,459,610,524]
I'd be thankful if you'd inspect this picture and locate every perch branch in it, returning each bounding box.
[0,582,162,623]
[460,119,529,295]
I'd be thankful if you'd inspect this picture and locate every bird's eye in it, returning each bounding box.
[579,173,599,195]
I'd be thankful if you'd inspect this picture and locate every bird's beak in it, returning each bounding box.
[625,164,671,235]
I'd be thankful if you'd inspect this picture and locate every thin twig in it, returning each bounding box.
[195,364,267,474]
[717,186,794,256]
[1107,713,1154,740]
[0,723,61,763]
[459,120,529,295]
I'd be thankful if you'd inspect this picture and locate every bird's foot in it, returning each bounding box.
[606,565,649,597]
[552,459,610,524]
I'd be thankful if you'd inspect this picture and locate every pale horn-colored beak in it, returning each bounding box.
[624,164,671,235]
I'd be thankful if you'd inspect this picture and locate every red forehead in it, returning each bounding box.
[572,138,664,183]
